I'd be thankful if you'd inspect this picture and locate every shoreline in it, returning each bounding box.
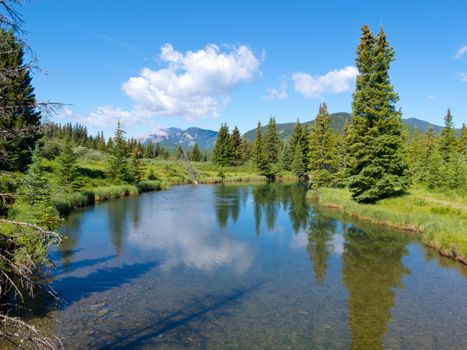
[307,188,467,265]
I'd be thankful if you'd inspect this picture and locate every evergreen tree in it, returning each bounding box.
[263,117,281,165]
[459,123,467,156]
[176,144,184,159]
[212,123,233,166]
[292,142,306,179]
[108,121,130,183]
[253,122,270,175]
[144,143,155,158]
[239,137,251,165]
[190,143,202,161]
[308,103,338,189]
[0,29,41,171]
[57,137,78,189]
[289,120,303,154]
[346,25,409,203]
[439,108,458,163]
[128,153,142,184]
[231,126,242,165]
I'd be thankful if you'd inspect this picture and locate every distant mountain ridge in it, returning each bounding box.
[138,114,457,149]
[139,127,217,149]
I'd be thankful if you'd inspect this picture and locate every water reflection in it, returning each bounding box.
[126,188,253,273]
[342,225,410,350]
[28,184,466,349]
[306,209,336,284]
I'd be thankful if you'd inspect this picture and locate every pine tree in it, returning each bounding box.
[128,153,142,184]
[439,108,458,163]
[176,144,184,159]
[231,126,242,165]
[144,143,155,158]
[108,121,130,183]
[190,143,202,161]
[57,137,78,189]
[292,142,306,179]
[212,123,233,166]
[308,103,338,189]
[253,122,270,175]
[346,25,409,203]
[239,137,251,165]
[0,29,42,171]
[459,123,467,156]
[264,117,281,165]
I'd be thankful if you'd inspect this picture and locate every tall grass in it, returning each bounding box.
[307,188,467,264]
[92,184,139,201]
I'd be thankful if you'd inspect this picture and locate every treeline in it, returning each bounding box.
[211,25,467,202]
[42,121,171,160]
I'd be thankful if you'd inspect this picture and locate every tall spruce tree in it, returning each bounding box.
[212,123,233,166]
[231,126,242,165]
[459,123,467,156]
[346,25,409,203]
[108,121,130,183]
[190,143,202,162]
[263,117,281,165]
[0,29,41,171]
[253,122,270,175]
[292,142,306,179]
[308,103,338,188]
[57,137,78,189]
[439,108,458,163]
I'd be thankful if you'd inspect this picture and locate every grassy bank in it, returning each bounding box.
[307,188,467,265]
[51,180,168,215]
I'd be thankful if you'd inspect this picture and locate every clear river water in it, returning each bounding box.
[28,184,467,349]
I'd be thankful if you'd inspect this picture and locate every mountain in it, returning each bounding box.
[244,114,458,142]
[243,112,350,141]
[139,127,217,149]
[138,114,456,150]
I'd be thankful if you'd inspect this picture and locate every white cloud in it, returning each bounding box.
[292,66,358,99]
[121,43,260,120]
[265,79,288,100]
[59,106,150,128]
[457,72,467,82]
[62,43,261,127]
[427,95,435,100]
[454,45,467,59]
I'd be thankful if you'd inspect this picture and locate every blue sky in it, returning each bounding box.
[21,0,467,137]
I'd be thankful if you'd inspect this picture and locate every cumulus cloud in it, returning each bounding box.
[265,79,288,100]
[58,106,150,128]
[292,66,358,99]
[122,43,260,120]
[61,43,261,127]
[454,45,467,59]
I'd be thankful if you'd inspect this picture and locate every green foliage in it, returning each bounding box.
[308,103,338,188]
[231,126,242,165]
[107,121,131,183]
[212,123,233,166]
[253,122,271,176]
[190,143,203,162]
[0,29,41,171]
[292,142,306,179]
[439,109,458,162]
[56,137,79,189]
[459,123,467,155]
[346,25,409,203]
[263,117,281,165]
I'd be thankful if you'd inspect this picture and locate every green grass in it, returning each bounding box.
[307,188,467,264]
[91,184,139,201]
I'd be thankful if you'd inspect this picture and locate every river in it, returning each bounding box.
[29,184,467,349]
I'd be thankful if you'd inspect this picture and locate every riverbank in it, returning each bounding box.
[307,188,467,265]
[30,156,290,216]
